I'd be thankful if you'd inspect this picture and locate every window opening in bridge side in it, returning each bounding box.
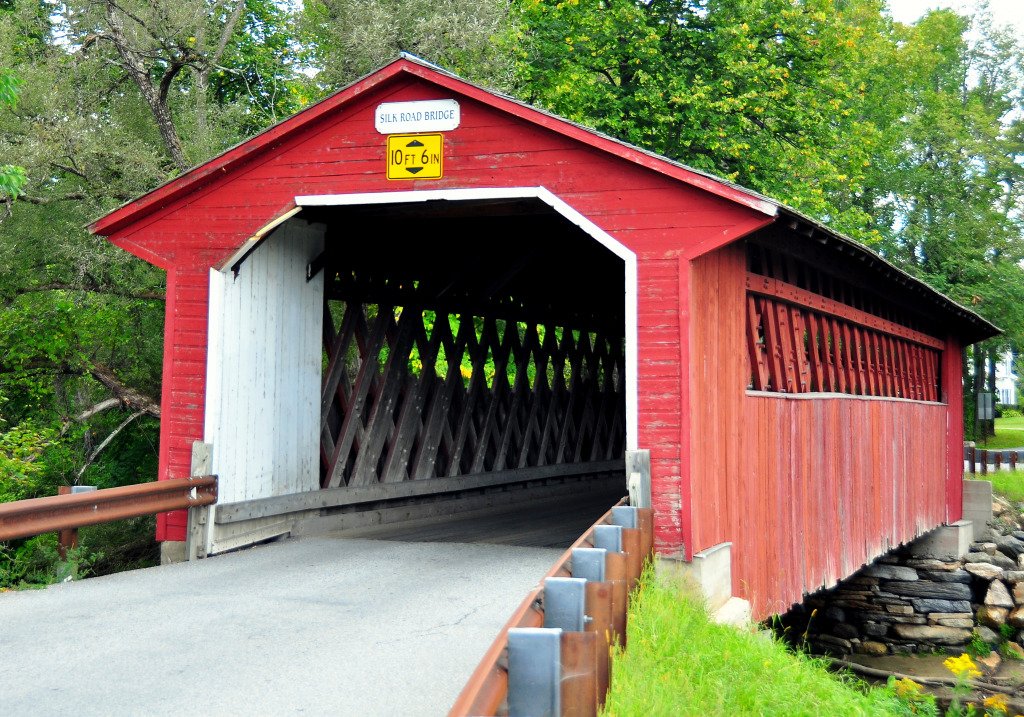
[745,244,943,400]
[320,293,626,489]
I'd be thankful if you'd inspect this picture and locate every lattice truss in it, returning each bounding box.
[320,298,627,489]
[745,245,942,400]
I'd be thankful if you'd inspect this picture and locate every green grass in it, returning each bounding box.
[979,417,1024,450]
[997,416,1024,430]
[601,574,912,716]
[979,469,1024,503]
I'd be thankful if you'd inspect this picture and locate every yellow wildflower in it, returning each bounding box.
[984,693,1009,712]
[943,654,982,681]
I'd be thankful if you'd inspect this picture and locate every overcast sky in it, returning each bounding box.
[886,0,1023,30]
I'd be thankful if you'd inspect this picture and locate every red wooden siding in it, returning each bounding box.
[103,73,766,541]
[689,243,948,620]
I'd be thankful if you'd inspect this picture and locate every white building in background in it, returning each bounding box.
[997,351,1017,406]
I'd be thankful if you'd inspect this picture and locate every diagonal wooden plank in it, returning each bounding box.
[324,306,392,488]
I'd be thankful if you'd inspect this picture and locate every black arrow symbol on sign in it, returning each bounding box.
[406,167,423,174]
[406,139,425,147]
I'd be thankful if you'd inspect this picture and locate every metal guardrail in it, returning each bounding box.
[966,447,1022,473]
[448,499,654,717]
[0,477,218,542]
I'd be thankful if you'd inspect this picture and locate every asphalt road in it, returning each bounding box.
[0,489,621,717]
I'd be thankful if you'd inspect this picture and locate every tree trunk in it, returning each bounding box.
[104,3,190,172]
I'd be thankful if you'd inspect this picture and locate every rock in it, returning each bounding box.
[1008,606,1024,628]
[892,624,972,645]
[874,597,912,606]
[1013,531,1024,541]
[912,599,973,613]
[885,605,913,615]
[1015,583,1024,604]
[823,606,846,622]
[881,581,972,600]
[919,569,972,583]
[995,501,1007,516]
[971,542,998,555]
[965,563,1005,580]
[1004,571,1024,583]
[986,580,1015,608]
[904,559,960,570]
[833,623,860,639]
[1006,642,1024,659]
[1019,554,1024,568]
[977,651,1002,674]
[978,606,1010,628]
[965,552,1017,569]
[863,564,919,581]
[863,623,889,637]
[997,536,1024,560]
[976,626,1000,646]
[844,576,880,587]
[856,641,889,656]
[928,612,974,621]
[936,618,974,628]
[812,635,852,653]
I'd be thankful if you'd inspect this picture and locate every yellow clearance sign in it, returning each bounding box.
[386,133,443,180]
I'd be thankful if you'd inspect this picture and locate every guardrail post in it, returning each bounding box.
[572,548,613,710]
[968,446,976,475]
[507,628,561,717]
[1012,451,1018,471]
[57,486,76,560]
[981,449,988,475]
[625,449,651,509]
[544,577,599,717]
[544,578,588,632]
[186,441,214,561]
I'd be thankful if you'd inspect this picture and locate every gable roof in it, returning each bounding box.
[87,54,999,343]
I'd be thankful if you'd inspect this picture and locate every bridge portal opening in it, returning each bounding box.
[204,191,634,552]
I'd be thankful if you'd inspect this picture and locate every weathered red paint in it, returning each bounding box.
[90,57,987,621]
[688,243,953,619]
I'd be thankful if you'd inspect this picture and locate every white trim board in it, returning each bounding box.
[294,186,640,451]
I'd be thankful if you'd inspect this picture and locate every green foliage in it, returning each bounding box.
[510,0,894,237]
[0,68,25,199]
[883,677,939,717]
[300,0,512,92]
[0,410,52,502]
[0,534,100,589]
[965,631,990,658]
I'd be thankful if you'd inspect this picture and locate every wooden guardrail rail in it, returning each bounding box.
[0,477,217,542]
[966,447,1023,475]
[448,499,654,717]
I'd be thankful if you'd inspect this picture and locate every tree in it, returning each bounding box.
[0,69,26,212]
[300,0,512,91]
[509,0,898,237]
[0,0,307,492]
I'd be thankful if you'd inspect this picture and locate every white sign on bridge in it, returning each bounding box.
[375,99,461,134]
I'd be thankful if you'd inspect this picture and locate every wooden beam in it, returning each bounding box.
[215,459,625,524]
[746,273,944,350]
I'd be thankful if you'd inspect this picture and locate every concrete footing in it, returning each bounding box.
[909,520,974,561]
[160,541,186,565]
[963,479,994,542]
[657,542,751,625]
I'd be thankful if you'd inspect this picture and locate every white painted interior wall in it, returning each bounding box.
[204,219,325,504]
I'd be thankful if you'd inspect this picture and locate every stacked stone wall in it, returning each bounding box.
[789,502,1024,657]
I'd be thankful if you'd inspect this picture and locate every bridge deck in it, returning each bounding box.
[0,487,621,716]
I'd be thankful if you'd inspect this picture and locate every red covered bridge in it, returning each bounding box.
[89,56,997,620]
